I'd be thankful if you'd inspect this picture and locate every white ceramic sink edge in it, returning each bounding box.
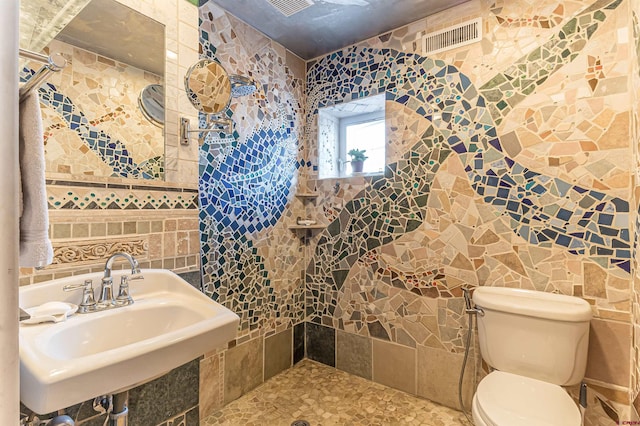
[20,269,239,414]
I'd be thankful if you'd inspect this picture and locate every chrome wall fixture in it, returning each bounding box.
[179,116,233,146]
[180,58,256,145]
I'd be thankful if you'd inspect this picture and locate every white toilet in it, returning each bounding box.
[471,287,592,426]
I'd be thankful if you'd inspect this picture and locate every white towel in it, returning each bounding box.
[19,92,53,267]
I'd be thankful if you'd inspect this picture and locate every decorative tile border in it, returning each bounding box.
[51,237,147,267]
[46,181,198,210]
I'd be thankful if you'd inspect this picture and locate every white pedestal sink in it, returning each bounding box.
[19,269,239,414]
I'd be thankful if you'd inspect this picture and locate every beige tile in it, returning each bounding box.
[178,218,197,230]
[164,232,176,257]
[163,258,175,270]
[586,319,631,387]
[372,339,416,394]
[177,231,189,255]
[417,345,474,410]
[189,230,200,254]
[224,336,264,404]
[264,328,292,381]
[151,220,163,233]
[336,330,372,380]
[137,221,150,234]
[200,353,223,419]
[53,223,71,239]
[72,223,89,238]
[107,222,122,236]
[148,233,163,259]
[91,223,106,237]
[165,219,177,231]
[123,221,137,235]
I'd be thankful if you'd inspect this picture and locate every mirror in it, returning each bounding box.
[19,0,166,181]
[139,84,165,127]
[184,59,232,114]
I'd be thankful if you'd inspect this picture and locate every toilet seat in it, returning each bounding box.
[472,371,581,426]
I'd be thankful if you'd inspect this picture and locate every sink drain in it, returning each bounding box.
[291,421,310,426]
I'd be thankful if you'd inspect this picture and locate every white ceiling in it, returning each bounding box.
[208,0,470,60]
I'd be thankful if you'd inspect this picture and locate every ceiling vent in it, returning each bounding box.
[267,0,314,17]
[422,18,482,55]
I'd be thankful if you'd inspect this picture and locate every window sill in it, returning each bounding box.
[318,172,384,181]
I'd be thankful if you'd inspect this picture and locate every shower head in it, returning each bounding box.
[230,74,257,98]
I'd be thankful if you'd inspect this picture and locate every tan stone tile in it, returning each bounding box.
[586,319,631,387]
[417,345,474,411]
[147,233,163,259]
[123,221,137,235]
[72,223,89,238]
[336,330,372,380]
[200,353,223,419]
[151,220,163,233]
[165,219,177,231]
[372,339,416,394]
[137,221,150,235]
[177,231,189,255]
[224,337,264,404]
[107,222,122,236]
[264,328,292,381]
[53,223,71,239]
[90,223,106,237]
[164,232,176,257]
[189,230,200,255]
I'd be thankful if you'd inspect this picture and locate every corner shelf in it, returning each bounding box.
[295,192,319,199]
[288,224,326,230]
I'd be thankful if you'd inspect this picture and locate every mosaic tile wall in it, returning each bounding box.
[195,2,310,416]
[22,39,165,180]
[198,3,306,339]
[301,0,634,420]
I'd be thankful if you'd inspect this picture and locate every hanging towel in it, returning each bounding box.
[19,92,53,267]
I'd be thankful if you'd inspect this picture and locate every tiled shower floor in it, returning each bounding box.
[202,359,468,426]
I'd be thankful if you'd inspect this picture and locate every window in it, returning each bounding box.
[318,94,386,179]
[341,112,385,175]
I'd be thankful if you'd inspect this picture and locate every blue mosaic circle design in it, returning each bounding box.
[199,126,297,234]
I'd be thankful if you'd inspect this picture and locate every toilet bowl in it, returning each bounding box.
[471,287,591,426]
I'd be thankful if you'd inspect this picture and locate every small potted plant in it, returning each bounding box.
[347,149,368,173]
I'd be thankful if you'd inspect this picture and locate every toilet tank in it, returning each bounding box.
[473,287,592,386]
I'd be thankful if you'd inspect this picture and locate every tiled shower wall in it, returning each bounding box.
[195,0,640,422]
[196,2,307,418]
[301,0,636,422]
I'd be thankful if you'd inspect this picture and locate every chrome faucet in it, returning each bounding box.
[101,252,144,307]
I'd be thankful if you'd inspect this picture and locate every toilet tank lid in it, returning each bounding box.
[473,287,592,322]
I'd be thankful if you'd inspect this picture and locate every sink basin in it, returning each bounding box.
[20,269,239,414]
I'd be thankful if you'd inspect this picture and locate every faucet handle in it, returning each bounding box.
[63,279,97,313]
[115,276,134,306]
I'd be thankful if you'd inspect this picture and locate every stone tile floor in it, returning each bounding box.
[202,359,468,425]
